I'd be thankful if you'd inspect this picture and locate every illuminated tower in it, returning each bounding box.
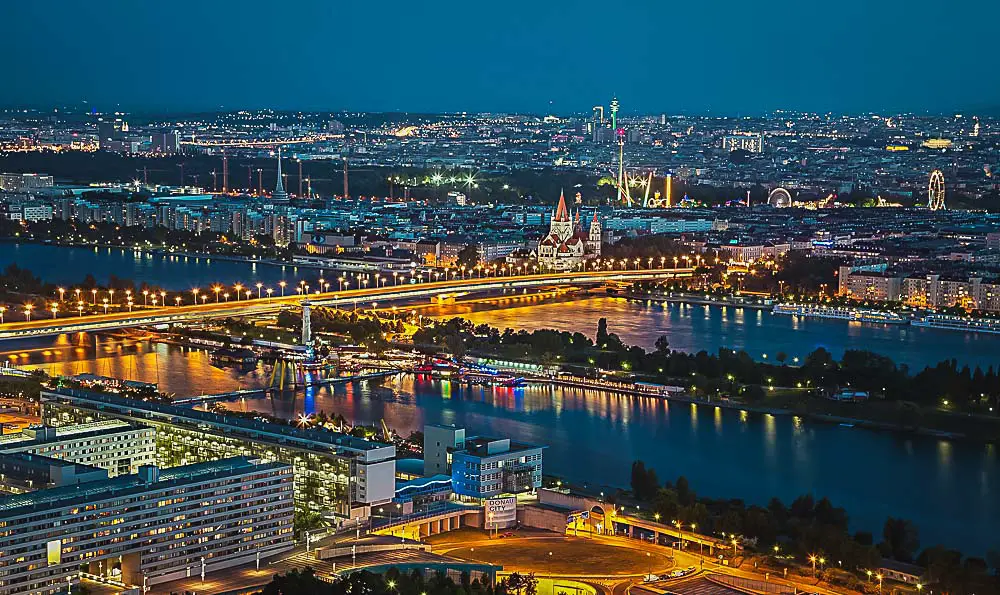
[610,96,619,131]
[272,146,290,204]
[616,127,625,205]
[665,173,673,207]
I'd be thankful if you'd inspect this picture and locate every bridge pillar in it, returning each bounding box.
[301,300,313,345]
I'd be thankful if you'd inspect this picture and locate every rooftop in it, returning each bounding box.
[0,456,285,517]
[43,388,392,457]
[459,436,545,458]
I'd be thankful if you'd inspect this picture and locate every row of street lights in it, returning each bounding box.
[3,256,700,322]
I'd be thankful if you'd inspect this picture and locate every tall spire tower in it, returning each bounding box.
[272,146,289,204]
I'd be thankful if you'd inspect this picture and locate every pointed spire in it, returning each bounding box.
[271,146,289,203]
[592,209,599,224]
[275,147,285,193]
[555,189,570,222]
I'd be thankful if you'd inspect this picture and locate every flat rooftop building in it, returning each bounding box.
[0,456,293,595]
[0,452,109,494]
[42,388,396,519]
[0,420,156,477]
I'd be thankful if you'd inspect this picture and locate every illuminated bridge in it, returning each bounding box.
[0,268,693,341]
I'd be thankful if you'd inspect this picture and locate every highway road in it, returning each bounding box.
[0,268,693,340]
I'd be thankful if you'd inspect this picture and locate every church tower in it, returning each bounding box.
[588,210,602,256]
[549,189,573,241]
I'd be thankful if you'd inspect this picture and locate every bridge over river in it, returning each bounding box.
[0,268,693,340]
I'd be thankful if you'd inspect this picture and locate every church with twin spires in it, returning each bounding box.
[536,190,602,271]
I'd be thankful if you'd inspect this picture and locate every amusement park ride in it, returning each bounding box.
[928,169,946,210]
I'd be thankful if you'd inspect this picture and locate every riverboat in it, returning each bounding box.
[911,314,1000,335]
[772,303,907,325]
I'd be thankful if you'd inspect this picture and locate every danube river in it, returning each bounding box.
[428,296,1000,370]
[4,333,996,556]
[5,242,1000,369]
[2,244,998,554]
[0,242,304,290]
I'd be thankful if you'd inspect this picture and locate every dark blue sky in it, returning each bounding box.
[2,0,995,114]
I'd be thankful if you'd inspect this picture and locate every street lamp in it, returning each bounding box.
[0,306,5,324]
[213,285,221,302]
[279,280,287,297]
[23,304,32,321]
[143,290,149,306]
[58,287,65,302]
[234,283,243,300]
[191,288,199,305]
[256,282,263,298]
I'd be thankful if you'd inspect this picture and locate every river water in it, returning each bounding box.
[4,332,996,556]
[1,243,997,555]
[0,242,309,290]
[427,296,1000,371]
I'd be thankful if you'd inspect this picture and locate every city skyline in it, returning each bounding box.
[3,0,998,115]
[1,2,998,593]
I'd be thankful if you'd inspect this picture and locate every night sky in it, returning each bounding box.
[2,0,995,114]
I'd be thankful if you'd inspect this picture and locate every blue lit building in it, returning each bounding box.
[450,436,545,499]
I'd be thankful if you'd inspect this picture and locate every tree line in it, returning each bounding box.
[413,316,1000,417]
[629,462,998,594]
[258,567,536,595]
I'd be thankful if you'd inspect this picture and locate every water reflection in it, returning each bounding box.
[2,331,997,555]
[436,297,1000,370]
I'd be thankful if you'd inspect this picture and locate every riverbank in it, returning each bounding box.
[624,291,773,310]
[522,373,996,442]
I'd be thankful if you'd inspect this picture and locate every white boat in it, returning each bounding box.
[911,314,1000,335]
[772,303,907,325]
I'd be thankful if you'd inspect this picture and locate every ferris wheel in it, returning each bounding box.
[928,170,946,210]
[767,187,792,208]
